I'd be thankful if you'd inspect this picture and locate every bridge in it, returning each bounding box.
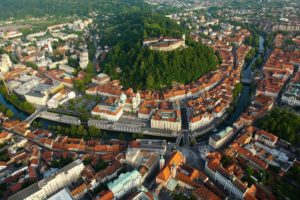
[40,112,81,125]
[24,106,47,124]
[240,78,252,84]
[24,107,81,126]
[182,130,190,147]
[175,134,183,146]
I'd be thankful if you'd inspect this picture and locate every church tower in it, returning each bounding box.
[159,155,165,170]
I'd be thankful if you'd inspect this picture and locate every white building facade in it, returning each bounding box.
[108,170,142,199]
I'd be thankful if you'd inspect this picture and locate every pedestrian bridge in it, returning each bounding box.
[24,106,46,124]
[24,109,81,125]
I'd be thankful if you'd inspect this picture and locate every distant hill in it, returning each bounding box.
[102,12,219,90]
[0,0,145,20]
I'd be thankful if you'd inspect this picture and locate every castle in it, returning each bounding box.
[143,35,186,51]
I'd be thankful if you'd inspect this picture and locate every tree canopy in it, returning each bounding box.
[102,12,219,90]
[256,107,300,146]
[0,0,147,20]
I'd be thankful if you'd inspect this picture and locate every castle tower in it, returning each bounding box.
[119,92,127,106]
[159,155,165,170]
[136,92,141,106]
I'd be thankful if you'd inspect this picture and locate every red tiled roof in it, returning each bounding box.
[98,190,114,200]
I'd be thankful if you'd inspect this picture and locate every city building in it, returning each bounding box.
[107,170,142,199]
[156,151,185,190]
[0,54,12,73]
[92,73,111,85]
[59,64,76,74]
[125,148,160,181]
[189,112,213,131]
[79,50,89,69]
[205,152,257,199]
[91,98,124,122]
[131,139,167,155]
[24,91,48,106]
[254,129,278,147]
[9,159,84,200]
[47,90,76,109]
[2,31,23,39]
[209,126,235,149]
[47,188,73,200]
[151,101,181,132]
[138,100,157,120]
[281,72,300,107]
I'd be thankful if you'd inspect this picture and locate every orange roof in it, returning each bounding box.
[156,151,185,183]
[98,190,114,200]
[236,146,268,169]
[193,186,222,200]
[255,129,278,143]
[0,131,11,139]
[2,120,20,129]
[71,183,87,196]
[168,151,185,167]
[95,145,107,152]
[156,165,171,182]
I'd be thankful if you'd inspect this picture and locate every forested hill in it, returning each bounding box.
[0,0,146,20]
[100,12,184,50]
[102,12,219,90]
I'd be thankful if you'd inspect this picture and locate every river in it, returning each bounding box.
[196,36,265,141]
[226,35,265,124]
[0,93,28,120]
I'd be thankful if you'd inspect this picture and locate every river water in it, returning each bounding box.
[226,35,264,124]
[197,36,265,141]
[0,93,28,120]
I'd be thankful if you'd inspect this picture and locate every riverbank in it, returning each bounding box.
[0,102,14,118]
[195,36,265,142]
[0,85,35,114]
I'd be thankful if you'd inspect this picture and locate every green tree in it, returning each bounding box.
[88,126,100,138]
[256,107,300,146]
[146,74,155,89]
[118,133,125,141]
[77,125,86,136]
[25,62,38,70]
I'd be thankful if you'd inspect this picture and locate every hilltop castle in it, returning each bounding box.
[143,35,186,51]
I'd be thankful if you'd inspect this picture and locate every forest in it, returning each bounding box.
[102,12,219,90]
